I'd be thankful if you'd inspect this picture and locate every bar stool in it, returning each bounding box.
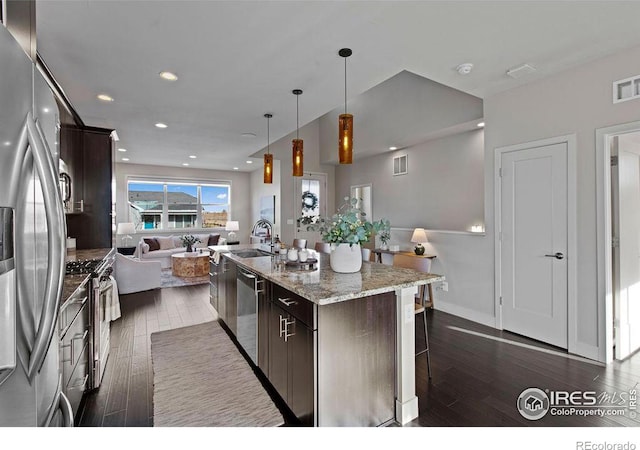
[292,238,307,249]
[393,254,433,378]
[314,242,331,254]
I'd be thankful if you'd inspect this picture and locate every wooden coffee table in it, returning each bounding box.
[171,252,209,277]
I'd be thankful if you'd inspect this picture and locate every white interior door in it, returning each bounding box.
[613,142,640,359]
[499,142,568,348]
[295,172,327,247]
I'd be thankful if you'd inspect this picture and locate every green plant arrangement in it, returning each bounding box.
[307,196,389,246]
[180,234,201,252]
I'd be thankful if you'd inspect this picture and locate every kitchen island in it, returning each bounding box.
[210,244,444,426]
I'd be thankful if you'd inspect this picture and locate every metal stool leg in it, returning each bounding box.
[416,307,432,379]
[423,308,432,379]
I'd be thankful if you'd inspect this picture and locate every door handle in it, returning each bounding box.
[544,252,564,260]
[24,116,66,380]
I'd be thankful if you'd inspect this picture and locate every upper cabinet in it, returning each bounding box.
[61,124,114,250]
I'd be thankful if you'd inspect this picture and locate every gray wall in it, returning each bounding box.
[334,129,484,230]
[251,120,335,246]
[331,43,640,361]
[484,43,640,360]
[249,159,281,238]
[114,162,252,243]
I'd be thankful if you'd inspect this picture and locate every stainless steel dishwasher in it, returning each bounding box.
[236,267,264,364]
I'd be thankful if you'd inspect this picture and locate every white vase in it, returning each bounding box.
[330,243,362,273]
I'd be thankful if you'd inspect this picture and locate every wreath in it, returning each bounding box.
[301,191,318,212]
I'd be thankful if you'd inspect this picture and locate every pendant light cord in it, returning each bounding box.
[344,56,347,115]
[267,115,270,155]
[296,94,299,140]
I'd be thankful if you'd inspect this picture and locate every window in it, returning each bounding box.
[128,179,231,230]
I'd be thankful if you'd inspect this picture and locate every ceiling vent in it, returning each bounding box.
[506,63,536,79]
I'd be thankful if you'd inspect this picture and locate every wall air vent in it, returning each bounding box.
[506,63,536,79]
[393,154,408,176]
[613,75,640,104]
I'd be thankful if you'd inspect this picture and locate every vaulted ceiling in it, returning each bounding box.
[35,1,640,170]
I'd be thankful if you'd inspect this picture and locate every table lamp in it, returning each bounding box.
[225,221,239,241]
[411,228,428,255]
[116,222,135,247]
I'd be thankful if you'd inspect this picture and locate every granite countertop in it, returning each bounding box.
[62,247,114,302]
[209,244,445,306]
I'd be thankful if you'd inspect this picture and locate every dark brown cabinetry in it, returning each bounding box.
[268,284,315,426]
[60,125,114,250]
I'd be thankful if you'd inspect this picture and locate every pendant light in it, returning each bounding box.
[263,113,273,184]
[338,48,353,164]
[292,89,304,177]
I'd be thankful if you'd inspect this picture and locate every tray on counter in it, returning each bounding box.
[284,258,318,271]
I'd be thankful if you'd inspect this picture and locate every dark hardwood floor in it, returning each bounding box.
[78,284,640,427]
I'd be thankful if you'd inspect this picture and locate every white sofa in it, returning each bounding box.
[136,233,226,269]
[113,253,162,295]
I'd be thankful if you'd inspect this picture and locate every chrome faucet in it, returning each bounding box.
[251,219,274,250]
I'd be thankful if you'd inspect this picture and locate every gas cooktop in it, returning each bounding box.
[65,259,103,275]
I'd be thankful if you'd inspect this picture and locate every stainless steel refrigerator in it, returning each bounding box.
[0,24,71,426]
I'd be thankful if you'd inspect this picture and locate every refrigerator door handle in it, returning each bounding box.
[24,115,66,380]
[58,391,74,427]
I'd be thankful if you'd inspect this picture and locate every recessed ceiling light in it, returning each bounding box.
[97,94,114,102]
[159,71,178,81]
[118,148,127,152]
[246,160,253,164]
[122,157,129,161]
[182,163,189,166]
[42,107,50,113]
[233,167,239,170]
[155,123,168,128]
[456,63,474,75]
[477,122,485,128]
[189,155,197,159]
[3,141,11,146]
[389,146,397,151]
[241,133,256,138]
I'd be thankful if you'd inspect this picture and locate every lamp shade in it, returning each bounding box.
[263,153,273,184]
[116,222,135,235]
[411,228,428,244]
[225,221,240,232]
[292,139,303,176]
[338,113,353,164]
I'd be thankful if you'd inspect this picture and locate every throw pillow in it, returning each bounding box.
[157,236,175,250]
[208,234,221,246]
[143,238,160,252]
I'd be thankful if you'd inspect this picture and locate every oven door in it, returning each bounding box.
[90,275,113,389]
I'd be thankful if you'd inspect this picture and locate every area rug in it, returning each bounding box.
[160,268,208,288]
[150,320,284,427]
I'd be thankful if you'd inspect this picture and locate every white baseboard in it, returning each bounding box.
[434,300,495,328]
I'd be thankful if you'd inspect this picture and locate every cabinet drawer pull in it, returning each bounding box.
[279,315,285,338]
[283,318,296,343]
[278,297,297,307]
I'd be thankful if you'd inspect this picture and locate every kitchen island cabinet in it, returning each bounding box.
[211,244,444,426]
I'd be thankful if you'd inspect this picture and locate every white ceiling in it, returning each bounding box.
[35,1,640,171]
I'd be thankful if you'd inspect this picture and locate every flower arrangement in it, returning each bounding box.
[180,234,201,252]
[307,197,389,246]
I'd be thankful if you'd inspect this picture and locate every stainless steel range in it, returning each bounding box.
[88,253,115,389]
[64,253,115,390]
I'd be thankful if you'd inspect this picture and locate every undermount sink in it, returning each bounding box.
[229,249,272,258]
